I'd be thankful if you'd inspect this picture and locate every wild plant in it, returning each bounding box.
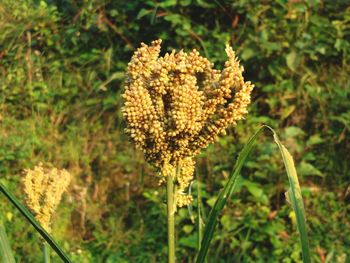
[0,40,310,263]
[121,40,310,263]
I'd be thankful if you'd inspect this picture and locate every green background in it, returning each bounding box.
[0,0,349,262]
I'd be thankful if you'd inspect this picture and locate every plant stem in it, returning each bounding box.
[43,242,50,263]
[196,173,204,260]
[167,174,176,263]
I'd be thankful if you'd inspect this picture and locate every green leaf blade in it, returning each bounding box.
[271,130,311,263]
[0,222,16,263]
[0,184,72,263]
[196,126,265,263]
[196,126,311,263]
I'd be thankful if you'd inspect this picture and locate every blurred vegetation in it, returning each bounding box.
[0,0,349,262]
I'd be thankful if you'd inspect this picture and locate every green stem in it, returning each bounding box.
[196,173,203,252]
[43,242,50,263]
[167,174,176,263]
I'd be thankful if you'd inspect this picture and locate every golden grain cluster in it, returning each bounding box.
[23,163,71,232]
[122,40,253,207]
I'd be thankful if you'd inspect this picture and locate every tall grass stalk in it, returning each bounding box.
[43,243,50,263]
[196,174,203,252]
[167,173,176,263]
[121,40,309,263]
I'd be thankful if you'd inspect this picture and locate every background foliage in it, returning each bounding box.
[0,0,349,262]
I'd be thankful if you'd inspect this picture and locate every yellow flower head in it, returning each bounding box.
[22,163,71,232]
[122,40,253,206]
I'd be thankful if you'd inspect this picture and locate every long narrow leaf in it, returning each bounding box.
[196,125,311,263]
[0,183,71,263]
[196,126,265,263]
[0,221,16,263]
[270,127,311,263]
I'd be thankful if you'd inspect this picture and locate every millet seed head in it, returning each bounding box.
[122,40,254,207]
[22,163,71,232]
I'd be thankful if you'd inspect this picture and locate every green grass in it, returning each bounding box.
[0,183,71,262]
[1,126,310,263]
[197,126,310,262]
[0,0,349,261]
[0,221,16,263]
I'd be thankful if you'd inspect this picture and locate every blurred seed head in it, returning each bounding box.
[122,40,254,206]
[23,163,71,232]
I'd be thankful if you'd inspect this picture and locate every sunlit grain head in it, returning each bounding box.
[23,163,71,232]
[122,40,254,206]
